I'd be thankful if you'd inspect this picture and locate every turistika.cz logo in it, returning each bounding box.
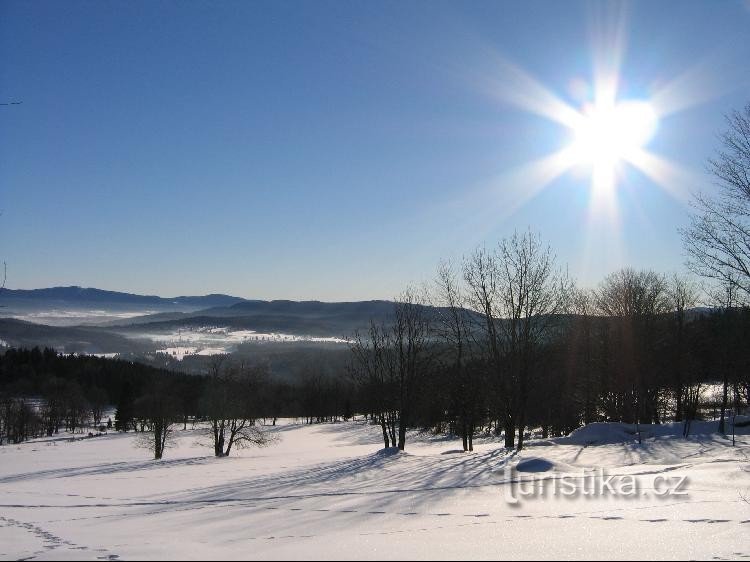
[498,465,690,505]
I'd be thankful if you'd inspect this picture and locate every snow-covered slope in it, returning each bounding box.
[0,421,748,560]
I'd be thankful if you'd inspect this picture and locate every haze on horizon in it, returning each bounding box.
[2,0,750,301]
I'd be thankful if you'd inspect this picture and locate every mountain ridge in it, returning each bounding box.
[0,286,247,308]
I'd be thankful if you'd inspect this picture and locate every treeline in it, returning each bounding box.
[348,233,750,452]
[2,249,749,458]
[0,347,355,457]
[0,348,204,446]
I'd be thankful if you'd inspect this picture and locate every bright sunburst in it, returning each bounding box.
[569,100,658,170]
[471,5,717,227]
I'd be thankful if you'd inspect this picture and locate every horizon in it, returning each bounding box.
[1,284,396,304]
[0,283,723,310]
[2,1,750,300]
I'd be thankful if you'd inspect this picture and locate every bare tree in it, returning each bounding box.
[464,231,570,450]
[708,277,741,435]
[463,246,508,443]
[682,382,703,438]
[567,286,599,425]
[135,382,180,460]
[667,274,699,421]
[596,269,669,318]
[349,321,398,448]
[595,268,670,425]
[349,291,432,452]
[496,230,571,450]
[433,261,479,451]
[88,386,108,429]
[393,287,432,451]
[682,104,750,302]
[203,356,272,457]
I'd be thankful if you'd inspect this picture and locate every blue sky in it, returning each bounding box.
[1,0,749,300]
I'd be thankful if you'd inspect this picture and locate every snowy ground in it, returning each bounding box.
[139,327,348,360]
[0,420,748,560]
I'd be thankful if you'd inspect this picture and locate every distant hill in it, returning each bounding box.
[0,286,246,308]
[113,299,400,334]
[0,287,449,354]
[0,318,150,354]
[0,287,406,354]
[0,286,250,327]
[117,299,491,341]
[0,285,722,360]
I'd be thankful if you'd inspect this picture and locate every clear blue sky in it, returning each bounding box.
[1,0,749,300]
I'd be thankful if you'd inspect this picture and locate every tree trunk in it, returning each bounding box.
[380,416,390,448]
[215,431,225,457]
[517,419,526,451]
[504,417,515,449]
[397,421,407,451]
[719,373,729,434]
[154,421,164,460]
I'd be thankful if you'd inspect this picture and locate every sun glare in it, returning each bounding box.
[569,100,658,169]
[466,6,717,233]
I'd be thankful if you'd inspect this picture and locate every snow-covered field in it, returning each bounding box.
[1,420,748,561]
[140,327,348,359]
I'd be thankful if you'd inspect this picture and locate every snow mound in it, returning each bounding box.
[515,457,555,473]
[565,419,750,445]
[565,423,639,445]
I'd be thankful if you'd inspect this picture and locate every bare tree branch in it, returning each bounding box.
[682,103,750,303]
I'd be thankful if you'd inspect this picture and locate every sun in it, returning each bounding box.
[569,100,658,170]
[470,8,712,227]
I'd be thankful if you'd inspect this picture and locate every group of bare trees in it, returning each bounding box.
[681,102,750,435]
[351,254,748,452]
[350,230,572,452]
[203,356,271,457]
[349,289,432,450]
[0,395,36,445]
[0,350,112,445]
[461,232,571,449]
[134,355,273,460]
[0,349,277,460]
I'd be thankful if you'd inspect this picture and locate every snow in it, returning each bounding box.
[154,346,200,360]
[138,327,348,360]
[90,352,120,359]
[565,422,640,445]
[0,421,748,560]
